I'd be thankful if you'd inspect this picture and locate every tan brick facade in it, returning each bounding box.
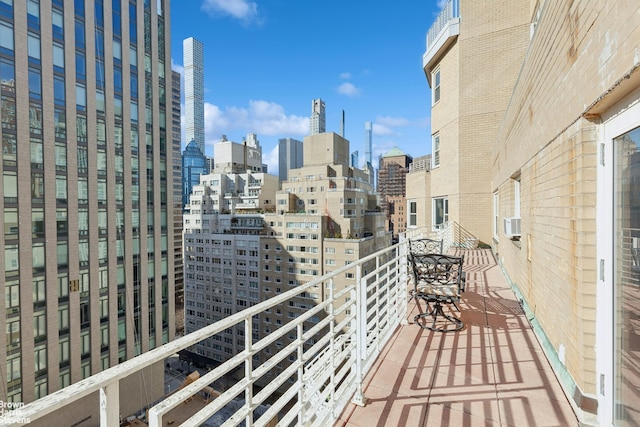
[419,0,640,423]
[491,0,640,423]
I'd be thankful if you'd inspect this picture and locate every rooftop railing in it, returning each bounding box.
[8,239,412,427]
[426,0,460,50]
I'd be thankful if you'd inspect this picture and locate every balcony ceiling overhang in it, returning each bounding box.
[422,18,460,86]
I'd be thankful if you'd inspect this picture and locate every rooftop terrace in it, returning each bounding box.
[338,249,578,427]
[5,240,577,427]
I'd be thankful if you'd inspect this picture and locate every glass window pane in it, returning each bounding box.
[0,21,14,52]
[30,139,43,167]
[28,68,41,99]
[31,173,44,202]
[3,171,17,200]
[32,244,45,270]
[5,245,18,272]
[52,9,63,38]
[53,43,64,68]
[1,96,16,130]
[75,52,86,80]
[2,134,16,166]
[28,33,40,60]
[29,103,42,134]
[57,241,67,268]
[76,84,86,109]
[56,176,67,200]
[54,76,65,105]
[4,208,18,238]
[0,58,15,92]
[32,208,44,238]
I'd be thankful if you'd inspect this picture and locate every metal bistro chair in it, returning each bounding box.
[409,238,443,256]
[407,238,443,302]
[410,252,465,332]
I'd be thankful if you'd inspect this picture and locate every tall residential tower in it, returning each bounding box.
[278,137,303,182]
[183,37,205,154]
[309,98,326,135]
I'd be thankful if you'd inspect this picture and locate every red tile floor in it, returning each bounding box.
[337,249,578,427]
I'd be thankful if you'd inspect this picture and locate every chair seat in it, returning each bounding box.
[416,281,459,298]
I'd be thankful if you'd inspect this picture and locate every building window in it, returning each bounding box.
[493,192,499,239]
[432,197,448,229]
[432,133,440,168]
[433,68,440,103]
[513,176,521,218]
[0,21,14,53]
[408,200,417,227]
[34,345,47,374]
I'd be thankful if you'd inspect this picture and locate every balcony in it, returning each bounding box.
[9,229,576,427]
[423,0,460,83]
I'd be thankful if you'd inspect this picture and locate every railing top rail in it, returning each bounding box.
[11,241,406,425]
[426,0,460,49]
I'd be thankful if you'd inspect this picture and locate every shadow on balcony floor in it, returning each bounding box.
[337,249,578,427]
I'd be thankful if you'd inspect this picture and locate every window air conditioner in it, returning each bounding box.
[504,217,521,237]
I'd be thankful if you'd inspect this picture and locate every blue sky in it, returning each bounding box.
[170,0,445,174]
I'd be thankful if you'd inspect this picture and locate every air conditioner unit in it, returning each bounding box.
[504,217,521,237]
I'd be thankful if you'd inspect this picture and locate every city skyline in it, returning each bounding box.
[170,1,446,173]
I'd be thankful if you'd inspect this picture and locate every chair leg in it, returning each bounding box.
[414,301,463,332]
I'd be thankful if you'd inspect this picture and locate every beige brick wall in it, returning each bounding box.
[493,0,640,397]
[426,0,531,245]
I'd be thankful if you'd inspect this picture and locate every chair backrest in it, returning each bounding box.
[410,253,464,296]
[409,238,443,256]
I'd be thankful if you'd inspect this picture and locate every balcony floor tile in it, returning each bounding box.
[338,249,578,427]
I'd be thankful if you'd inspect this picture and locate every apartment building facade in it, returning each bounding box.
[420,0,640,425]
[377,148,412,240]
[182,132,389,386]
[0,0,174,421]
[260,131,389,383]
[411,0,530,243]
[182,135,278,364]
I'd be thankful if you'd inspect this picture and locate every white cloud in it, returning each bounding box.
[262,144,279,177]
[337,82,361,97]
[171,58,184,75]
[339,72,351,79]
[372,123,395,136]
[376,116,411,128]
[437,0,448,9]
[200,100,308,150]
[201,0,261,24]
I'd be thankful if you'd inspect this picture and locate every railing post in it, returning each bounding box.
[99,381,119,427]
[244,317,253,427]
[399,242,410,326]
[351,264,368,407]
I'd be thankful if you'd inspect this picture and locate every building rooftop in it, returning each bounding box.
[381,147,406,158]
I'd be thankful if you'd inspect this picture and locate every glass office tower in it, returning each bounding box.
[0,0,175,405]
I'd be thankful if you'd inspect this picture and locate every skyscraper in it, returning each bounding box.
[278,137,303,182]
[172,70,184,323]
[309,98,326,135]
[183,37,205,154]
[364,121,373,167]
[377,148,412,241]
[182,140,208,207]
[0,0,174,410]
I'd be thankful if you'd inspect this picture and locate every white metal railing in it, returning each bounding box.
[6,242,411,427]
[426,0,460,50]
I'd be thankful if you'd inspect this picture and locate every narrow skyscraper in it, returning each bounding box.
[278,137,304,182]
[183,37,205,154]
[364,121,373,167]
[309,98,326,135]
